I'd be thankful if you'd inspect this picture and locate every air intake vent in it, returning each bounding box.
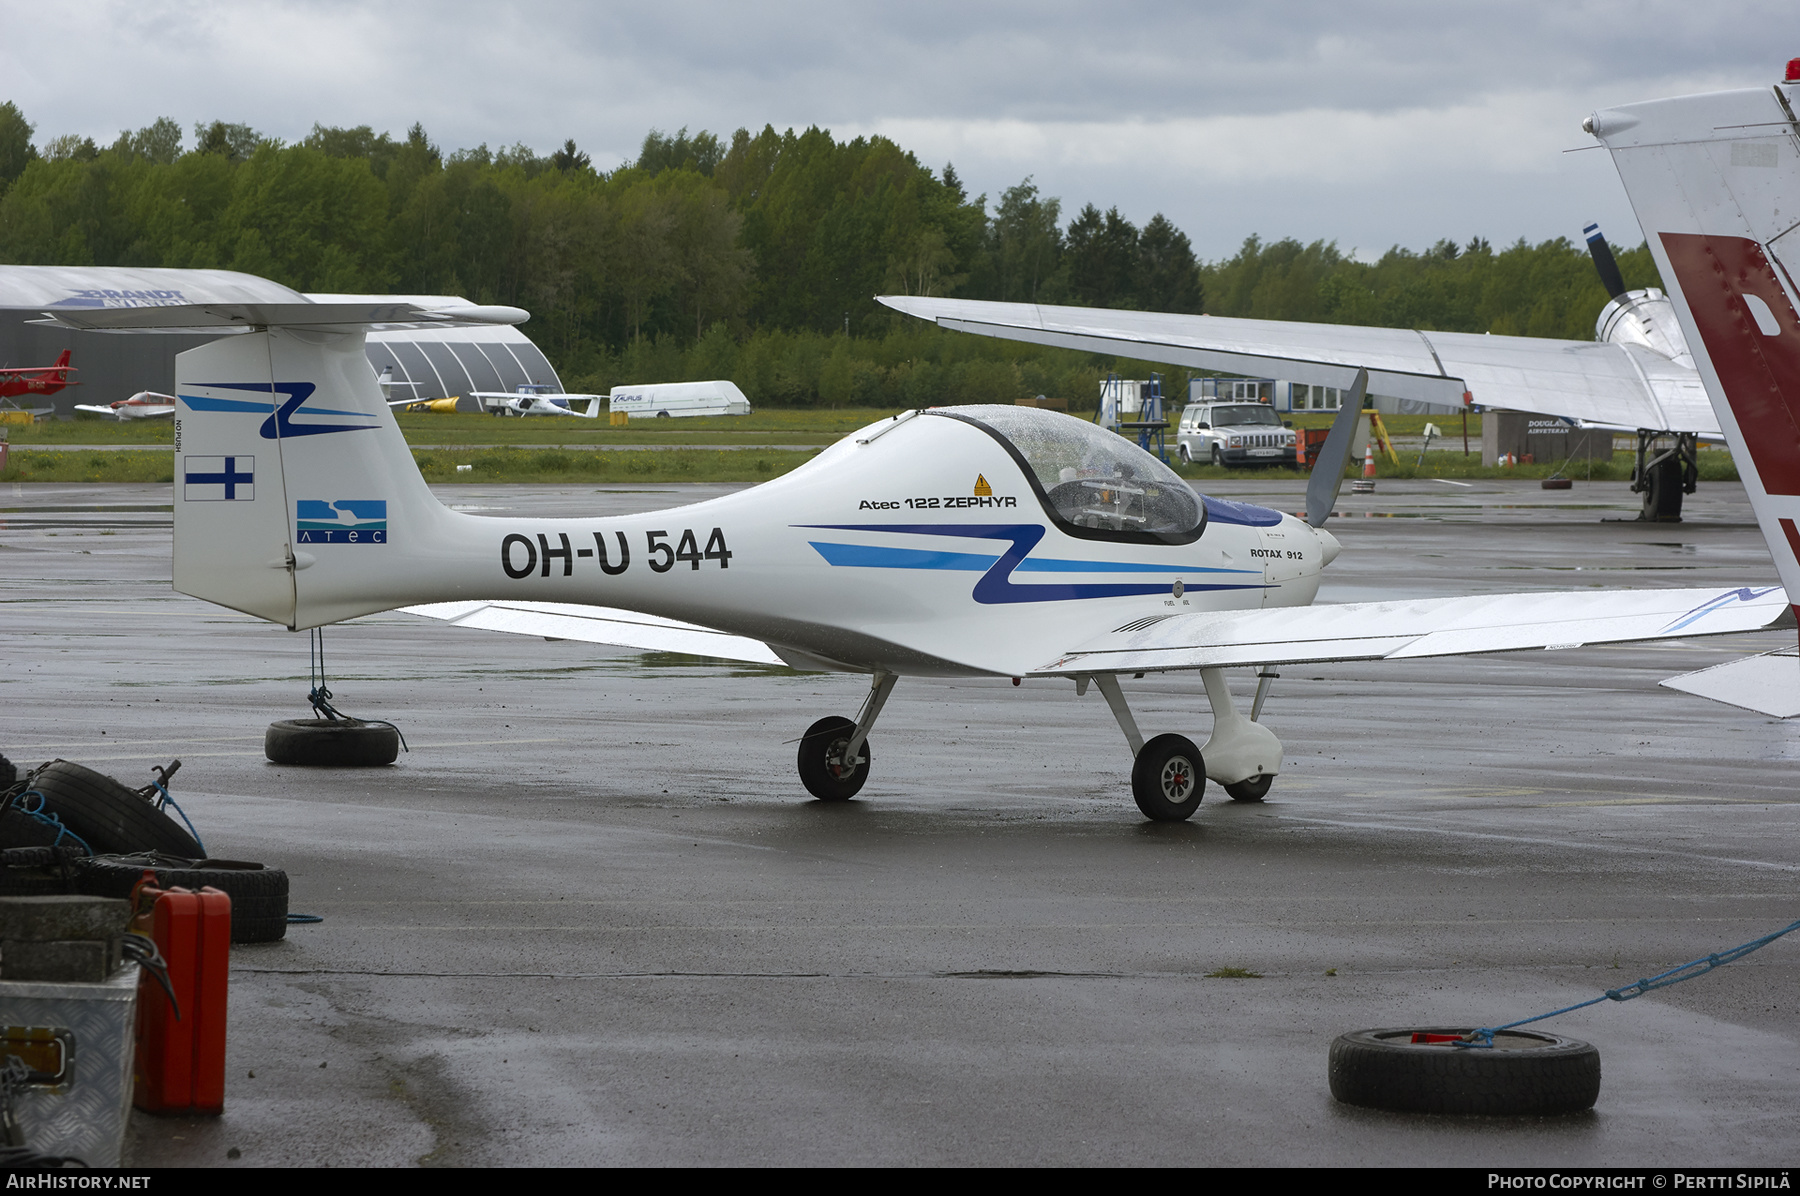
[1113,615,1173,634]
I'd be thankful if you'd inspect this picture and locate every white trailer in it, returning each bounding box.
[609,380,752,419]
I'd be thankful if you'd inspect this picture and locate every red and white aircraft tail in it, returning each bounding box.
[1594,69,1800,712]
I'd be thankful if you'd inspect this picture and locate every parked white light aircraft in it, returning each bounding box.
[879,233,1718,521]
[470,384,605,418]
[32,74,1800,816]
[74,390,177,420]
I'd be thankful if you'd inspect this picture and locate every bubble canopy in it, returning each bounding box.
[927,405,1206,544]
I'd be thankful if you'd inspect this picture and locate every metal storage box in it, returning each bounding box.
[0,966,138,1166]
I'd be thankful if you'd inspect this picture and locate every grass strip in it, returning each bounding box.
[2,447,822,485]
[3,444,1735,485]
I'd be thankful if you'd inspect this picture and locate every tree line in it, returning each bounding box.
[0,101,1658,406]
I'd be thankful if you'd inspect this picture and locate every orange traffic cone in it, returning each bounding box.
[1362,442,1376,478]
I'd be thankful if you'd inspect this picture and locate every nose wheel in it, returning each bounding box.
[797,671,896,802]
[797,716,871,800]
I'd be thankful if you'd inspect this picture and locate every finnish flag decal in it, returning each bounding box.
[183,456,255,501]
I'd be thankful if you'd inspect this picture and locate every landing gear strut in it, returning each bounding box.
[797,670,896,801]
[1630,429,1697,522]
[1090,669,1285,820]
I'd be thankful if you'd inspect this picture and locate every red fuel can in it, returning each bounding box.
[133,884,230,1114]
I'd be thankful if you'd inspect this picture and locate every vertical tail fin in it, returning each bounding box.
[1595,82,1800,623]
[175,328,462,629]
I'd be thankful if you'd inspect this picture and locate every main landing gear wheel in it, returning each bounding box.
[1131,733,1204,821]
[1224,775,1273,802]
[797,716,870,801]
[1328,1028,1601,1116]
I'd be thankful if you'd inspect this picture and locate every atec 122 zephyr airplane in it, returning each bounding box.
[33,70,1800,819]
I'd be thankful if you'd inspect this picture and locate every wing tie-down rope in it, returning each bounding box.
[1444,917,1800,1048]
[306,627,408,752]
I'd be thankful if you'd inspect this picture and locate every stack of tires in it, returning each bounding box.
[0,759,291,944]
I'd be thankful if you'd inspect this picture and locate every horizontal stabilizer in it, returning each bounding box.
[1660,648,1800,718]
[401,600,784,666]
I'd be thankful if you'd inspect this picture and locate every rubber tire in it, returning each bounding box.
[656,410,671,418]
[1131,733,1205,821]
[1211,444,1225,468]
[74,856,290,943]
[1224,774,1274,802]
[1329,1028,1600,1116]
[0,801,64,849]
[0,845,84,896]
[28,761,203,857]
[1640,456,1684,521]
[796,716,870,801]
[1178,444,1191,465]
[265,719,399,767]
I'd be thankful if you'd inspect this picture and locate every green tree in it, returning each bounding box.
[638,128,723,176]
[1065,204,1138,308]
[550,139,591,174]
[0,102,37,189]
[989,177,1061,302]
[194,120,261,163]
[1136,213,1201,313]
[112,117,183,165]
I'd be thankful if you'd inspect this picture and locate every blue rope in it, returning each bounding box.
[149,781,206,857]
[8,789,92,856]
[1463,917,1800,1047]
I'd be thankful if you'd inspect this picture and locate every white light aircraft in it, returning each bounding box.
[33,73,1800,816]
[469,384,605,418]
[74,390,177,421]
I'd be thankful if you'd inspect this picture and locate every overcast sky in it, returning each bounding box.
[4,1,1793,261]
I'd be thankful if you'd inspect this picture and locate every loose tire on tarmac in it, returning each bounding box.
[796,715,870,801]
[74,855,290,943]
[1131,733,1205,822]
[28,761,203,857]
[1328,1027,1600,1116]
[265,719,400,767]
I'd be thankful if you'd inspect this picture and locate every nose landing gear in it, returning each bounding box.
[797,670,896,801]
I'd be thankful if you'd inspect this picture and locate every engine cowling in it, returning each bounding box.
[1596,287,1692,369]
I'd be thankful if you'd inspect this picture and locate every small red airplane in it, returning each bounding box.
[0,350,78,400]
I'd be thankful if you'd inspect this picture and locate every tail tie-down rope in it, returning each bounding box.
[307,627,408,751]
[1451,918,1800,1048]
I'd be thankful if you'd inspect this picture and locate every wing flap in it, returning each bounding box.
[401,600,785,665]
[1035,586,1791,674]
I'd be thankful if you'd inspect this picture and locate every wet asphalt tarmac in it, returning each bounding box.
[3,475,1797,1167]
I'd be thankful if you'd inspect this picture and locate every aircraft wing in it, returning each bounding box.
[878,296,1721,435]
[399,600,786,666]
[1031,586,1789,675]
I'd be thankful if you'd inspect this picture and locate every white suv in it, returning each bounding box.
[1176,402,1297,468]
